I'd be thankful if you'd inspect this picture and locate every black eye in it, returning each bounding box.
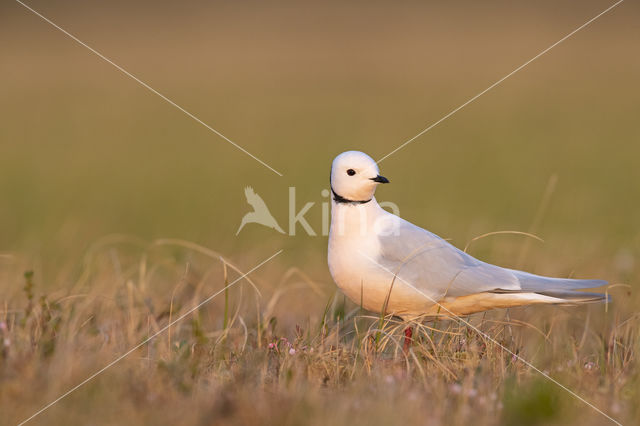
[347,169,356,176]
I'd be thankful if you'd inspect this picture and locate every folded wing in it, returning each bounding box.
[376,215,607,305]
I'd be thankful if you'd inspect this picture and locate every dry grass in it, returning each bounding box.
[1,237,638,426]
[1,2,638,425]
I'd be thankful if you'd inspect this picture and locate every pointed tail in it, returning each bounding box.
[507,269,610,305]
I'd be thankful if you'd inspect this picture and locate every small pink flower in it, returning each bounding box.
[0,321,6,331]
[268,342,275,349]
[289,348,296,355]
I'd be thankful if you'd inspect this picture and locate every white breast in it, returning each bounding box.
[328,201,381,301]
[328,199,432,316]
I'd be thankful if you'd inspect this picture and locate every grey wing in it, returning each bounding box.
[376,216,520,300]
[377,215,607,300]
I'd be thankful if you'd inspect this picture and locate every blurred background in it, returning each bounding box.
[2,1,640,425]
[1,0,638,290]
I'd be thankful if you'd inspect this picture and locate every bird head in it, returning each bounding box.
[330,151,389,202]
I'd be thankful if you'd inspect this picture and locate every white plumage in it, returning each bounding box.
[327,151,608,318]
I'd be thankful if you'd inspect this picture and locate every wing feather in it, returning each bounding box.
[377,214,607,303]
[377,217,520,301]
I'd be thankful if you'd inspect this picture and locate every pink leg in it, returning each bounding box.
[403,327,413,353]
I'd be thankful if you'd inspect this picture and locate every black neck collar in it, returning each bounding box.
[331,187,372,204]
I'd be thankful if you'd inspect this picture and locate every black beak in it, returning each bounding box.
[370,175,390,184]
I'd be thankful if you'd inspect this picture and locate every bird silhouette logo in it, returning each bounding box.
[236,186,285,235]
